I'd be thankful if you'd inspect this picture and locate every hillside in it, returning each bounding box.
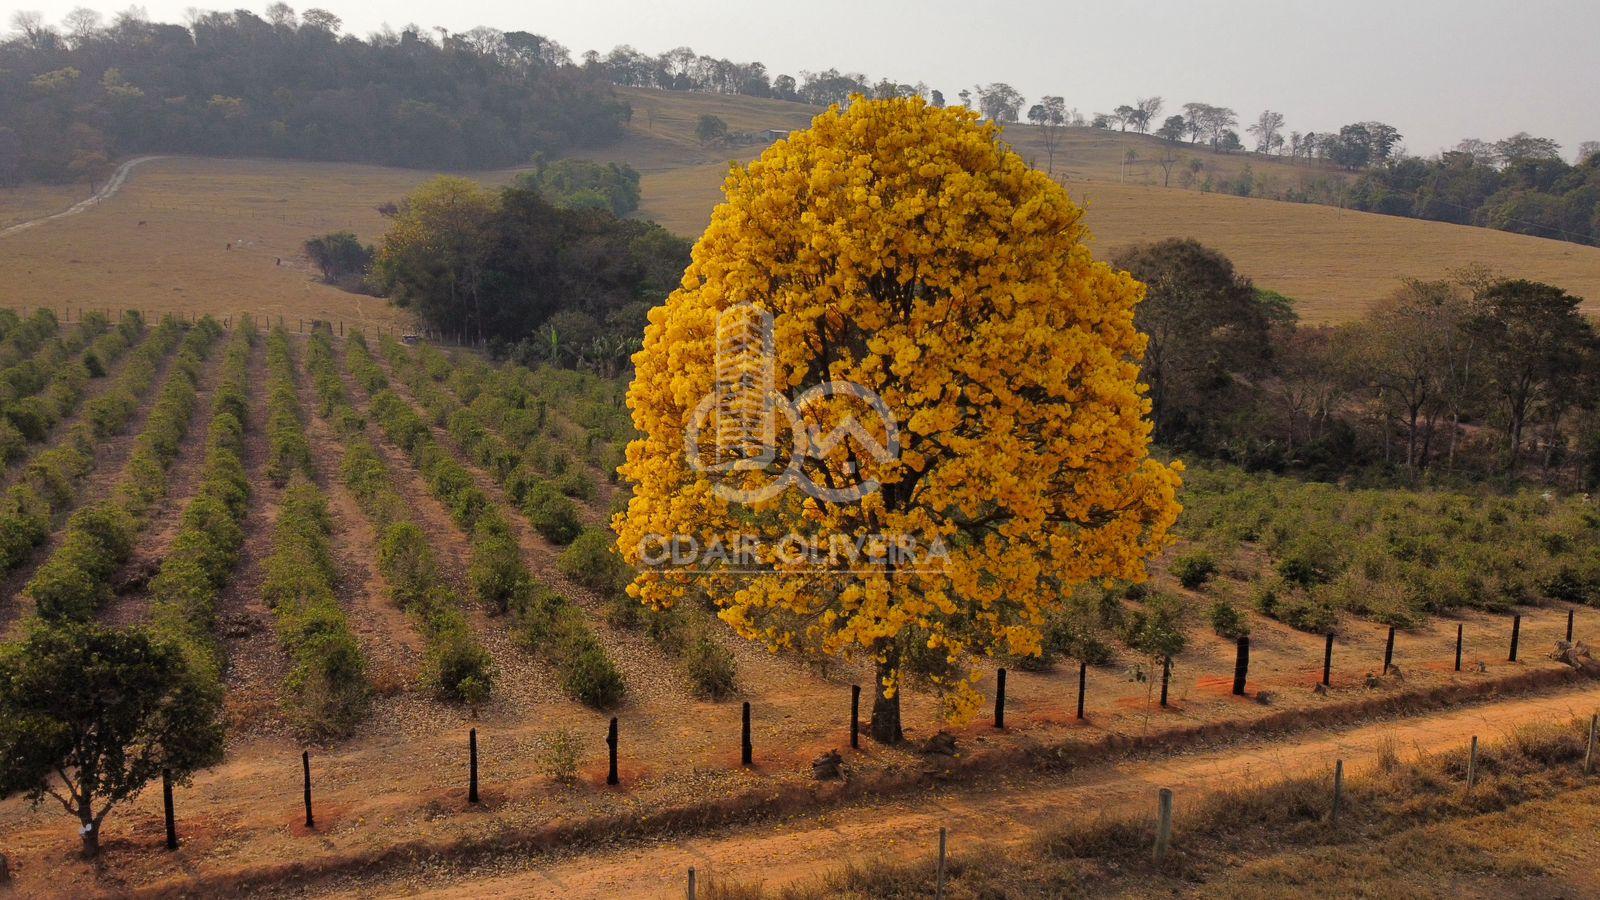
[608,89,1600,322]
[2,88,1598,326]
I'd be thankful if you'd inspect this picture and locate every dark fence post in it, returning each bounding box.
[607,717,619,786]
[994,667,1007,729]
[302,751,314,830]
[1455,623,1464,672]
[162,768,177,850]
[1076,660,1087,720]
[1568,608,1576,643]
[850,684,861,749]
[741,701,753,766]
[1509,614,1521,662]
[1159,656,1171,707]
[1383,626,1396,673]
[468,728,479,803]
[1323,632,1335,687]
[1232,636,1249,696]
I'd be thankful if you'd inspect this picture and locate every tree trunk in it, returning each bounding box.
[870,646,903,745]
[79,817,99,858]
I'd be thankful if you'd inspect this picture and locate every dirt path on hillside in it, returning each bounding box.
[0,156,167,239]
[369,682,1600,900]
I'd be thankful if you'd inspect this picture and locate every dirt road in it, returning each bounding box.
[339,682,1600,899]
[0,156,164,239]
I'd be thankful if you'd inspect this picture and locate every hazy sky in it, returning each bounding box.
[14,0,1600,157]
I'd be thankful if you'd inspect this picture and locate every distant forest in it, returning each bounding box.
[2,7,1597,246]
[0,7,626,182]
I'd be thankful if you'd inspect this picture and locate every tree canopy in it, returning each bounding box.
[0,621,224,856]
[615,97,1182,741]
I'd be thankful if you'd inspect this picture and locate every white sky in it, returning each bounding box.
[11,0,1600,158]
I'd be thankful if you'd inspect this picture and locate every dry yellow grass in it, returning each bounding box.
[0,156,435,329]
[3,89,1597,326]
[0,180,92,229]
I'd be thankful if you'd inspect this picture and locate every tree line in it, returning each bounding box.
[0,6,625,183]
[1119,239,1600,486]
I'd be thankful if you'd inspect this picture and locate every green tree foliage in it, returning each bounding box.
[694,113,728,146]
[0,621,224,856]
[303,232,374,287]
[372,177,688,353]
[517,158,641,216]
[1112,238,1276,447]
[0,11,625,182]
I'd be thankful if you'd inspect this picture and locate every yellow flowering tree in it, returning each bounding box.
[616,96,1182,743]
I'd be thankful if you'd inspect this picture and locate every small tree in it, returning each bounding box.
[0,622,224,856]
[695,114,728,146]
[303,231,374,285]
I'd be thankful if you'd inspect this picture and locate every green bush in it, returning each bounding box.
[1172,551,1218,590]
[525,481,582,544]
[683,630,738,699]
[557,527,630,594]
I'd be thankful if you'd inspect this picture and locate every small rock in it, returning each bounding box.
[1387,665,1404,681]
[1365,672,1381,688]
[811,749,843,781]
[1312,683,1328,696]
[1472,660,1488,674]
[1254,690,1274,706]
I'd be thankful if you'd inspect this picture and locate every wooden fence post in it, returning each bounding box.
[850,684,860,750]
[1568,608,1576,643]
[302,751,314,829]
[1232,636,1249,696]
[1323,632,1335,687]
[468,728,479,803]
[1153,788,1173,864]
[935,826,948,899]
[162,768,178,850]
[1076,660,1087,720]
[1383,626,1395,673]
[607,717,620,785]
[1455,623,1463,672]
[741,701,753,766]
[1509,614,1521,662]
[1159,656,1171,707]
[687,866,696,900]
[994,667,1007,729]
[1467,736,1478,793]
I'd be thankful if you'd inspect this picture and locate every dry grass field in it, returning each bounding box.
[0,180,92,229]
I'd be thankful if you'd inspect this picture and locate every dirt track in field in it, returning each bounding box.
[368,682,1600,899]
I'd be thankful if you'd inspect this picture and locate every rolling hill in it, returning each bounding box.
[1,86,1597,325]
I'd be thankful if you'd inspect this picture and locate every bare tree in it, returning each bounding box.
[1248,110,1285,154]
[1155,146,1182,186]
[1577,140,1600,164]
[1134,96,1164,134]
[1027,96,1067,174]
